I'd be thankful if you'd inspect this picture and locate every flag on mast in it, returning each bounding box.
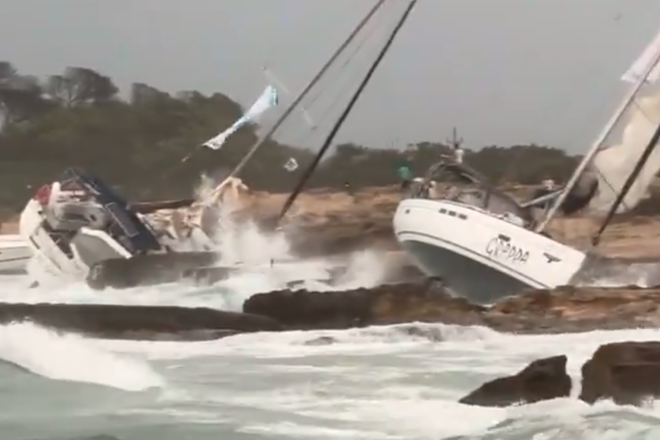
[203,85,279,150]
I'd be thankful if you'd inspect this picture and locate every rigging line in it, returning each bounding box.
[277,0,419,222]
[228,0,388,179]
[290,18,392,148]
[591,120,660,245]
[303,4,391,111]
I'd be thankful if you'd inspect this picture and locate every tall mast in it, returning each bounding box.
[278,0,419,221]
[228,0,388,179]
[534,45,660,233]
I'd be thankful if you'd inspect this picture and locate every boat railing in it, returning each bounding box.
[402,157,537,227]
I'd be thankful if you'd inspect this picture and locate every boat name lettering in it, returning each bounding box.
[485,237,529,264]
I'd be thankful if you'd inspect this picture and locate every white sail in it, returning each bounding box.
[586,30,660,214]
[203,85,279,150]
[621,29,660,84]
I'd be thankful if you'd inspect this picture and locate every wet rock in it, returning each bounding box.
[395,324,444,342]
[0,303,283,340]
[580,341,660,405]
[483,285,660,333]
[304,336,338,346]
[459,355,571,407]
[243,286,379,330]
[243,281,485,330]
[244,282,660,335]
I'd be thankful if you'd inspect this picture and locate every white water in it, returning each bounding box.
[1,222,659,439]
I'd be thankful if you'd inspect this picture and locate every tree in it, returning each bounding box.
[0,70,51,126]
[129,82,170,106]
[44,67,118,107]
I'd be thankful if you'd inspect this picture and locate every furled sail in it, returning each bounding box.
[579,29,660,214]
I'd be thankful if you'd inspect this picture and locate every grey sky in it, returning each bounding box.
[2,0,660,153]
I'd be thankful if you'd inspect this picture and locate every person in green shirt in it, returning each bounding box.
[397,162,413,190]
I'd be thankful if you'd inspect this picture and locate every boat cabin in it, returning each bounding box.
[405,157,540,227]
[27,168,163,271]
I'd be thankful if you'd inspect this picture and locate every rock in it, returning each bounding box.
[243,282,660,335]
[0,303,283,340]
[580,341,660,405]
[483,285,660,333]
[395,324,444,342]
[459,355,571,407]
[243,281,485,330]
[243,286,380,330]
[304,336,338,346]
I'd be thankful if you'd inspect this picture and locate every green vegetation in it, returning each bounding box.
[0,61,579,216]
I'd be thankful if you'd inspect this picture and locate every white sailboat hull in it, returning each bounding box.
[19,199,101,285]
[0,234,31,274]
[393,199,587,303]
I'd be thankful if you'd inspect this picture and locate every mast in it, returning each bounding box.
[228,0,388,179]
[534,45,660,233]
[446,126,463,151]
[591,121,660,245]
[278,0,419,221]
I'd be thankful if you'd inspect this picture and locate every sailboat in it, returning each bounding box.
[16,0,401,290]
[393,27,660,303]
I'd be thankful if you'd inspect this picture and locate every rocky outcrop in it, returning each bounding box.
[8,281,660,344]
[580,341,660,405]
[243,281,485,330]
[459,355,571,407]
[461,341,660,408]
[0,303,282,341]
[484,285,660,333]
[244,282,660,334]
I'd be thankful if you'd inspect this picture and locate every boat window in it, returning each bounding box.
[439,208,447,214]
[105,202,139,237]
[448,210,457,217]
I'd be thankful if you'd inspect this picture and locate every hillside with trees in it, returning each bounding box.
[0,61,579,216]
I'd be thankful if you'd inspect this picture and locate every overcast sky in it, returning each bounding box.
[1,0,660,153]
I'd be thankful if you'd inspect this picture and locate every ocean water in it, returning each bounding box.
[2,223,660,439]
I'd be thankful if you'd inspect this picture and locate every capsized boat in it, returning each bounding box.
[0,234,31,274]
[19,167,240,288]
[394,26,660,303]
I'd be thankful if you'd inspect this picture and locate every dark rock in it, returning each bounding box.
[483,285,660,334]
[304,336,338,346]
[0,303,283,340]
[580,341,660,405]
[396,324,444,342]
[459,355,571,407]
[243,281,485,330]
[244,282,660,335]
[243,286,379,329]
